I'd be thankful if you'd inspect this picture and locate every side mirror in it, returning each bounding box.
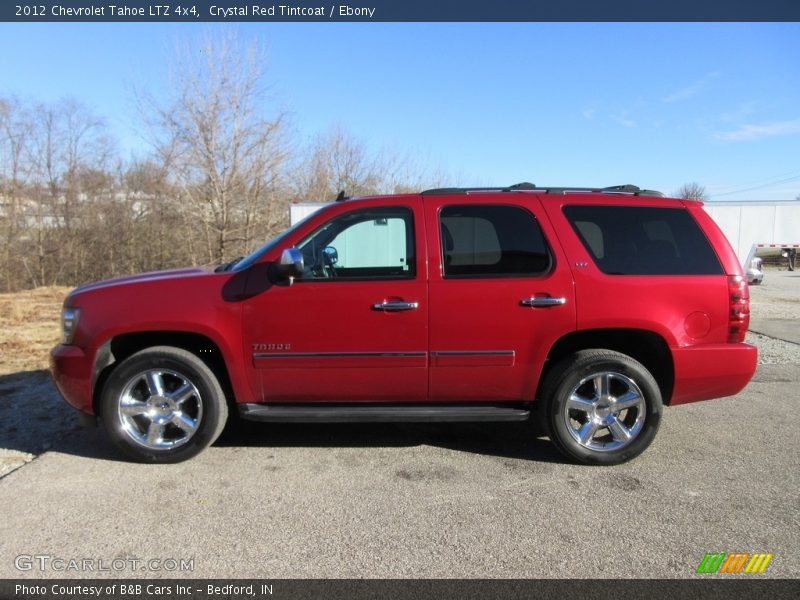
[277,247,304,284]
[323,245,338,266]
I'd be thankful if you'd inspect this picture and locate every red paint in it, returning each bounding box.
[51,190,756,416]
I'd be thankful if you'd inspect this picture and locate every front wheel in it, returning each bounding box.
[100,346,228,463]
[540,350,663,465]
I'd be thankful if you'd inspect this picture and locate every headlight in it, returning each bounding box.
[62,307,81,344]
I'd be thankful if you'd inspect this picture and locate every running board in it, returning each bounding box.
[238,404,531,423]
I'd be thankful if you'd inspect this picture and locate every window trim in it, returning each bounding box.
[562,204,724,276]
[438,203,554,280]
[295,205,417,283]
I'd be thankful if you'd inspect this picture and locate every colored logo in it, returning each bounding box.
[696,552,773,574]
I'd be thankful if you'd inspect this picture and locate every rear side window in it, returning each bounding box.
[563,205,723,275]
[440,205,551,277]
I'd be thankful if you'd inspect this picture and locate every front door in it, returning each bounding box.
[242,200,428,402]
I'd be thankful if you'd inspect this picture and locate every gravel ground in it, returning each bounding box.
[747,332,800,364]
[748,270,800,361]
[749,267,799,320]
[0,274,798,580]
[1,365,798,579]
[0,371,80,478]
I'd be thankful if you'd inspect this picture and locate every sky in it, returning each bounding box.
[1,22,799,200]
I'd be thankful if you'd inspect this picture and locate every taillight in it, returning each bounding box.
[728,275,750,343]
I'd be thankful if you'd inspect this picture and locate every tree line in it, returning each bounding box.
[0,36,441,292]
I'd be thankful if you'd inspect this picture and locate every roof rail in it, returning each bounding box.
[421,183,664,197]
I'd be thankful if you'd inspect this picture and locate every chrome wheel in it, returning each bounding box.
[563,371,646,452]
[117,369,203,451]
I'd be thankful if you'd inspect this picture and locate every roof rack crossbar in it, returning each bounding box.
[421,183,663,197]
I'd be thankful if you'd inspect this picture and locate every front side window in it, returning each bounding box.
[298,207,415,280]
[563,205,724,275]
[440,205,551,278]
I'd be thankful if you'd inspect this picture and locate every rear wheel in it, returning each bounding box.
[540,350,662,465]
[100,346,228,463]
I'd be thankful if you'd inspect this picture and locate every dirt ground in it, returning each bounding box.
[0,286,69,375]
[0,287,74,476]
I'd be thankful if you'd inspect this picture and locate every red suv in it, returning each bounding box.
[51,184,757,465]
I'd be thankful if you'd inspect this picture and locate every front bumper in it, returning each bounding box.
[50,344,95,414]
[670,342,757,405]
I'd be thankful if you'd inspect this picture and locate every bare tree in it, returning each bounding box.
[1,43,454,292]
[295,127,383,200]
[675,182,708,200]
[293,126,447,200]
[0,97,30,291]
[23,99,113,286]
[142,33,289,264]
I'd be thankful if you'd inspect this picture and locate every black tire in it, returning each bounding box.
[540,350,662,465]
[100,346,228,463]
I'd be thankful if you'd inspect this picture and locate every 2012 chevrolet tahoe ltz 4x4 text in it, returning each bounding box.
[51,183,757,465]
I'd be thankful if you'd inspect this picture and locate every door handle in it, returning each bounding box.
[373,300,419,312]
[520,296,567,307]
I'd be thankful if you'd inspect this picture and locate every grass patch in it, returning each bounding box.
[0,287,71,376]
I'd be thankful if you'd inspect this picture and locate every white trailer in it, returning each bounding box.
[290,202,330,226]
[702,201,800,275]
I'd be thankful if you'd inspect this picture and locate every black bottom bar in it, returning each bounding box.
[238,403,531,423]
[1,578,797,600]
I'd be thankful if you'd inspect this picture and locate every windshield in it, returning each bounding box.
[232,212,317,272]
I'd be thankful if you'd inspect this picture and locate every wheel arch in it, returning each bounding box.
[537,328,674,405]
[92,331,236,416]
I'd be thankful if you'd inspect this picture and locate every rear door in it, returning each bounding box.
[425,194,576,402]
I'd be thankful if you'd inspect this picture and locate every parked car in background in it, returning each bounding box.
[747,256,764,285]
[51,183,758,466]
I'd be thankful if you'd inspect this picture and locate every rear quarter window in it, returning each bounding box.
[563,205,723,275]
